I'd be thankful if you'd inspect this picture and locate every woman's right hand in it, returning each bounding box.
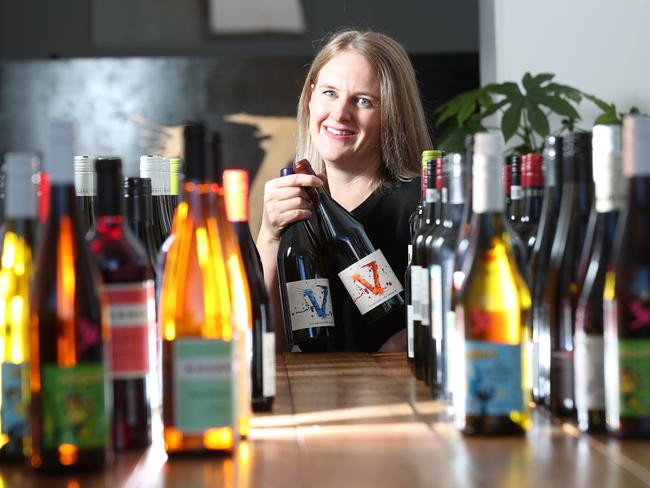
[258,173,324,243]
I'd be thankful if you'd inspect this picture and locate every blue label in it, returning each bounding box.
[465,341,523,416]
[286,278,335,331]
[1,362,27,437]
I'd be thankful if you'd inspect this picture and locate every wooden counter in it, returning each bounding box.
[1,352,649,487]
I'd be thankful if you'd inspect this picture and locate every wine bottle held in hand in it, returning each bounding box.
[293,159,404,324]
[30,120,110,470]
[277,166,336,352]
[454,132,531,436]
[88,158,156,451]
[223,169,275,412]
[0,152,39,461]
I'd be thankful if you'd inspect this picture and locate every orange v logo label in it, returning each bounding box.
[352,261,385,296]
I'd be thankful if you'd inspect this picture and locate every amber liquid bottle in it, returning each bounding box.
[455,132,531,436]
[30,120,110,470]
[0,152,39,462]
[88,158,156,450]
[604,115,650,437]
[159,124,238,454]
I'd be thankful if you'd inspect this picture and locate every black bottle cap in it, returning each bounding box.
[543,135,563,187]
[183,123,211,182]
[95,157,124,217]
[210,131,223,184]
[280,166,294,177]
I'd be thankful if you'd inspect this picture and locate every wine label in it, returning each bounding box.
[173,339,234,433]
[510,185,523,200]
[618,339,650,417]
[410,265,422,321]
[407,305,414,358]
[418,266,430,327]
[1,362,27,438]
[338,250,403,316]
[42,363,107,449]
[551,350,574,406]
[574,332,605,410]
[430,265,443,341]
[465,341,523,416]
[285,278,335,331]
[425,188,439,203]
[104,281,156,379]
[262,332,276,398]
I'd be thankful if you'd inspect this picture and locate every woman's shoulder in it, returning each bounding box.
[353,176,421,222]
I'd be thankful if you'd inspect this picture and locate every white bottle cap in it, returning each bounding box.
[592,125,625,212]
[48,119,76,184]
[140,155,170,195]
[4,152,39,218]
[73,155,96,197]
[472,131,504,213]
[623,115,650,177]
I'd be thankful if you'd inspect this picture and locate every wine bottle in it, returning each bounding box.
[574,125,624,433]
[426,152,466,399]
[435,155,445,226]
[223,169,275,412]
[140,155,172,250]
[277,167,336,352]
[169,157,183,210]
[405,245,415,370]
[30,120,110,470]
[504,156,513,217]
[604,115,650,437]
[413,152,441,382]
[528,136,563,404]
[509,155,523,223]
[209,134,252,438]
[159,123,239,454]
[0,152,39,461]
[73,155,96,235]
[452,135,475,301]
[408,151,431,240]
[515,153,544,252]
[454,132,531,435]
[544,131,593,417]
[124,177,160,284]
[88,158,156,450]
[293,159,404,325]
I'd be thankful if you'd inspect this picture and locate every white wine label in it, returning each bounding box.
[407,305,414,358]
[104,281,156,379]
[262,332,276,397]
[286,278,335,331]
[430,265,443,340]
[410,265,422,321]
[173,339,234,434]
[418,266,430,326]
[510,185,524,200]
[338,249,404,316]
[574,332,605,410]
[425,188,439,203]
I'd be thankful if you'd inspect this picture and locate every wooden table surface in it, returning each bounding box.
[1,352,649,487]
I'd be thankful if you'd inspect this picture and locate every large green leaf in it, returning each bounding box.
[480,99,509,119]
[545,82,583,103]
[526,100,550,137]
[532,94,581,119]
[486,82,523,100]
[501,101,523,142]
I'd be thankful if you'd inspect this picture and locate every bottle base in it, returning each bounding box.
[609,417,650,438]
[462,415,527,436]
[252,397,274,413]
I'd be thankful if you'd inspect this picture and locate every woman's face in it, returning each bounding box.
[308,49,381,170]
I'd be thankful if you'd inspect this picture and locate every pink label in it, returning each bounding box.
[105,281,156,378]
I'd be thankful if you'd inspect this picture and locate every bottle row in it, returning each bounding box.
[407,115,650,437]
[0,121,275,471]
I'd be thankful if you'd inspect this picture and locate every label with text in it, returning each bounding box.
[574,332,605,410]
[263,332,276,397]
[338,250,403,316]
[286,278,335,331]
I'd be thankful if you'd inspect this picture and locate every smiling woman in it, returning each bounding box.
[257,29,432,353]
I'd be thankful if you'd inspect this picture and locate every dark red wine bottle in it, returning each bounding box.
[88,158,156,451]
[223,169,275,412]
[528,136,563,404]
[30,120,110,471]
[277,167,336,352]
[124,177,160,283]
[293,159,405,325]
[517,153,544,253]
[544,131,593,418]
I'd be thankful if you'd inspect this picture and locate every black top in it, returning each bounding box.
[330,177,421,352]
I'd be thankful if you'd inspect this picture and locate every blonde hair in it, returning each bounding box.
[296,29,432,185]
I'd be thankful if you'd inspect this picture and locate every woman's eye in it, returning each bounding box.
[357,97,373,107]
[323,90,336,97]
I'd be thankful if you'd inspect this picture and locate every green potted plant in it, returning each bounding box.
[433,72,628,155]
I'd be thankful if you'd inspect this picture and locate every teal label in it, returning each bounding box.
[42,364,107,449]
[1,362,27,438]
[465,341,523,416]
[173,339,234,433]
[618,339,650,417]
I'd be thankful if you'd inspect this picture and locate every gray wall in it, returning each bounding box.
[0,0,478,60]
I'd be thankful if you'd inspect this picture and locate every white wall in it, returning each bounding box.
[480,0,650,130]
